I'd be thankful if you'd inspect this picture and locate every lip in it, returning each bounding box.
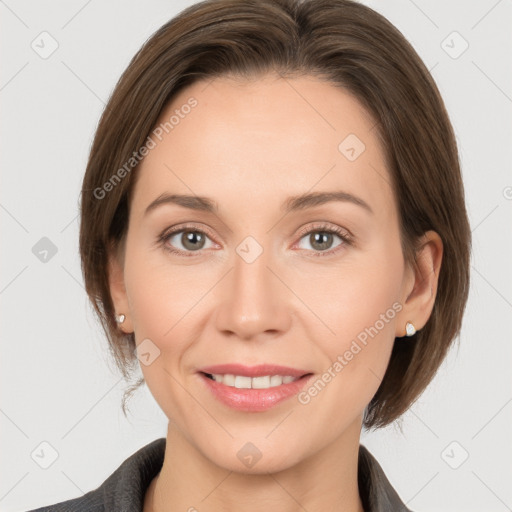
[197,364,314,412]
[198,363,310,378]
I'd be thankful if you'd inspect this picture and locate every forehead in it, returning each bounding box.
[132,74,394,220]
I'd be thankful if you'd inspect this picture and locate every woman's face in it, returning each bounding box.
[111,74,418,472]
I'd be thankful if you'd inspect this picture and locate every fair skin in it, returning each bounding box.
[108,73,443,512]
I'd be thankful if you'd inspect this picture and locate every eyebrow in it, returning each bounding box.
[283,190,373,215]
[144,190,373,216]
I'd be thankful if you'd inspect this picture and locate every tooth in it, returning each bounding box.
[252,376,271,389]
[209,373,299,389]
[269,375,283,387]
[234,375,252,389]
[223,374,235,386]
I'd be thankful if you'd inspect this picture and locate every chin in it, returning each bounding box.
[200,437,310,476]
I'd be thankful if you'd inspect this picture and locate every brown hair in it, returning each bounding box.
[79,0,471,429]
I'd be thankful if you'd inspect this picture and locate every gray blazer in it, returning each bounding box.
[27,438,413,511]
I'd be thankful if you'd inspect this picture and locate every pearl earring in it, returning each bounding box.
[115,314,126,324]
[405,321,416,336]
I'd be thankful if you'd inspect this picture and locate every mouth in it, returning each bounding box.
[197,364,314,411]
[201,372,308,389]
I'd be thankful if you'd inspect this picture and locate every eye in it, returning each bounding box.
[157,222,353,258]
[295,223,353,257]
[158,224,217,256]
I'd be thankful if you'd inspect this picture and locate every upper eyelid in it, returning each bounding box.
[163,222,350,248]
[295,221,351,238]
[165,223,219,243]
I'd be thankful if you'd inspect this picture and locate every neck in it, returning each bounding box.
[144,419,364,512]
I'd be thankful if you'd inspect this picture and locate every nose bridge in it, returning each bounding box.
[214,233,291,338]
[234,236,271,302]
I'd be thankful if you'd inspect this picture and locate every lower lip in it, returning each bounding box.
[199,373,313,412]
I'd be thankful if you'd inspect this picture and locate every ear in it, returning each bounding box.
[397,230,443,337]
[107,241,134,334]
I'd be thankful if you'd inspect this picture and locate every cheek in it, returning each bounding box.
[303,239,404,393]
[122,245,205,421]
[123,241,222,377]
[293,261,403,436]
[123,242,198,354]
[300,241,403,341]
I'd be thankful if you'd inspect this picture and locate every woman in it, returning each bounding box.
[29,0,471,510]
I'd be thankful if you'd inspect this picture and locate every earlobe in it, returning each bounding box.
[399,231,443,337]
[107,243,134,333]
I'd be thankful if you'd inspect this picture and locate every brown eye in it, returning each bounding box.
[163,228,215,254]
[297,230,345,253]
[180,231,207,251]
[310,232,336,251]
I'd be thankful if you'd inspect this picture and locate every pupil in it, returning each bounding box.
[312,232,332,251]
[183,231,204,250]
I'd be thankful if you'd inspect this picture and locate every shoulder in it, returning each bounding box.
[25,438,166,512]
[25,492,105,512]
[358,444,414,512]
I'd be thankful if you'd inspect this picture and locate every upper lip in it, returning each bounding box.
[198,364,311,378]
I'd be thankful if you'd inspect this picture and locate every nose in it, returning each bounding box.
[214,242,292,341]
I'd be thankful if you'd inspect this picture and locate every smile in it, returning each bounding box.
[197,364,314,411]
[204,373,299,389]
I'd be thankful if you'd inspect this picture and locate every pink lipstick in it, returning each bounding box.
[197,364,313,412]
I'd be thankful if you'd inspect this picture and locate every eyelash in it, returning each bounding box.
[156,222,354,258]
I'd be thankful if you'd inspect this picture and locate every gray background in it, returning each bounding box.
[1,1,511,511]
